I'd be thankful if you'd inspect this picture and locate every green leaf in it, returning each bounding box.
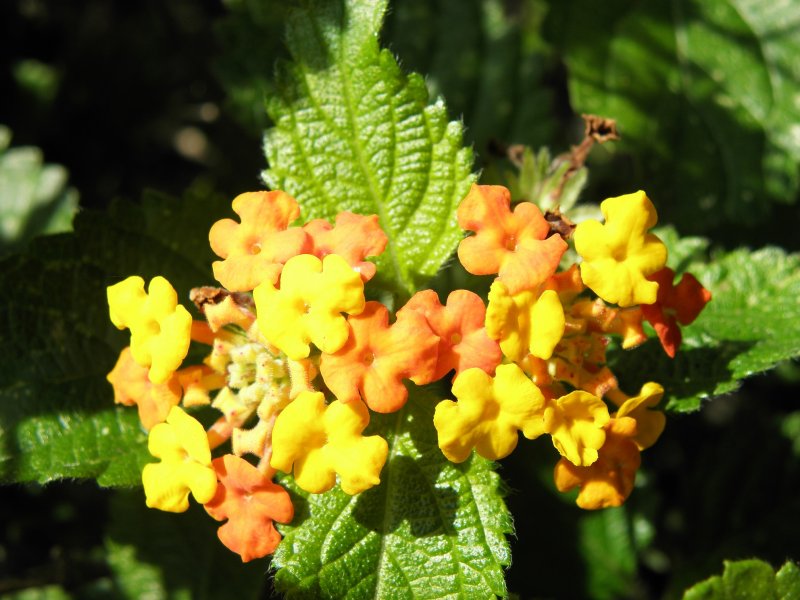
[683,559,800,600]
[578,507,638,600]
[610,247,800,412]
[549,0,800,231]
[106,489,267,600]
[272,389,512,599]
[0,125,79,255]
[384,0,557,154]
[0,184,229,485]
[262,0,475,298]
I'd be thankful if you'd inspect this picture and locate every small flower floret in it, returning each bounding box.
[204,454,294,562]
[457,184,567,294]
[433,364,546,463]
[107,275,192,384]
[270,391,388,494]
[142,406,217,512]
[320,301,438,413]
[253,254,365,360]
[573,191,667,307]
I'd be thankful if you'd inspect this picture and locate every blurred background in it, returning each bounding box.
[1,1,799,598]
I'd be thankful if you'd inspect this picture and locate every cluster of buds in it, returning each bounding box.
[105,184,710,561]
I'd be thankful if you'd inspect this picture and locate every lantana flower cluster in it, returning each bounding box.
[106,185,710,561]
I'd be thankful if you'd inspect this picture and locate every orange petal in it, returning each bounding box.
[303,212,388,281]
[320,301,439,413]
[457,184,566,293]
[209,191,310,292]
[398,289,502,379]
[205,455,293,562]
[107,347,182,430]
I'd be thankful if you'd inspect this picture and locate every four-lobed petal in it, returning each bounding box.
[270,391,388,495]
[253,254,365,360]
[574,191,668,307]
[320,301,438,413]
[204,454,294,562]
[142,406,218,513]
[209,191,310,292]
[398,289,502,380]
[433,364,547,463]
[107,275,192,384]
[457,184,567,294]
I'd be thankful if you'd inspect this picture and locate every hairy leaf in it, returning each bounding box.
[610,247,800,412]
[272,389,512,599]
[683,559,800,600]
[263,0,474,298]
[549,0,800,232]
[384,0,556,154]
[0,185,229,485]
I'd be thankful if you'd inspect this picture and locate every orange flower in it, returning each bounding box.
[554,417,641,510]
[457,184,567,294]
[106,347,182,430]
[176,365,227,407]
[204,455,294,562]
[303,212,388,281]
[641,268,712,357]
[397,289,502,380]
[320,301,438,413]
[209,191,309,292]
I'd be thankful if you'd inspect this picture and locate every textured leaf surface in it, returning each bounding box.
[263,0,474,297]
[272,390,512,599]
[550,0,800,231]
[611,247,800,412]
[0,185,229,485]
[683,559,800,600]
[0,125,78,255]
[384,0,556,154]
[106,489,266,599]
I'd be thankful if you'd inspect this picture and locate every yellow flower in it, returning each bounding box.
[485,281,565,362]
[615,382,666,450]
[253,254,365,360]
[544,391,610,466]
[142,406,217,513]
[107,276,192,384]
[573,191,667,307]
[554,417,641,509]
[433,364,546,463]
[270,391,388,495]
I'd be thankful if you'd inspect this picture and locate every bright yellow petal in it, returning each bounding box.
[545,391,610,466]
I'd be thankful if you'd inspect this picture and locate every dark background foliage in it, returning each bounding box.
[1,1,798,598]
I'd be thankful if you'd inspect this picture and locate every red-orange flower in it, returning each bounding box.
[209,191,309,292]
[106,347,181,430]
[204,454,294,562]
[641,267,712,357]
[303,212,388,282]
[554,417,641,509]
[397,289,502,380]
[457,184,567,294]
[319,301,438,413]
